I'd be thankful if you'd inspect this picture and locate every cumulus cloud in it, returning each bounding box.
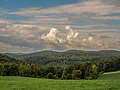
[0,0,120,52]
[82,36,103,46]
[39,25,120,50]
[41,28,60,44]
[40,26,105,50]
[82,36,94,42]
[0,23,120,52]
[40,26,79,44]
[66,26,79,41]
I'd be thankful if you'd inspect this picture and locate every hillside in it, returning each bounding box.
[3,50,120,66]
[0,53,24,64]
[4,50,120,58]
[0,54,16,63]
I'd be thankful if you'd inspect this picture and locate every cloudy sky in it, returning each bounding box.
[0,0,120,52]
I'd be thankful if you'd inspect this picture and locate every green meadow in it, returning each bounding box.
[0,71,120,90]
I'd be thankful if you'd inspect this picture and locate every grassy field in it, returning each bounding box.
[0,71,120,90]
[98,71,120,80]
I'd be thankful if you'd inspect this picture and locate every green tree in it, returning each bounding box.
[72,70,82,79]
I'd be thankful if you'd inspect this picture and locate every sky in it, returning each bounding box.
[0,0,120,52]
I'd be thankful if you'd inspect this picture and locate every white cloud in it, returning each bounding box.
[40,25,120,50]
[92,16,120,20]
[65,26,79,41]
[41,28,60,44]
[0,19,12,24]
[18,17,71,25]
[40,26,79,45]
[0,23,120,51]
[1,0,120,52]
[6,0,120,27]
[0,23,52,40]
[82,36,94,42]
[82,36,105,49]
[9,0,119,17]
[0,42,33,53]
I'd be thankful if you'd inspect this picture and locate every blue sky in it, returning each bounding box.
[0,0,79,10]
[0,0,120,52]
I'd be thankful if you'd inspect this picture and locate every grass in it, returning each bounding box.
[0,71,120,90]
[98,71,120,80]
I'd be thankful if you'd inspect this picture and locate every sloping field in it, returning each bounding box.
[98,71,120,80]
[0,75,120,90]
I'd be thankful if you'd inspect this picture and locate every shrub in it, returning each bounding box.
[47,73,54,79]
[72,70,82,80]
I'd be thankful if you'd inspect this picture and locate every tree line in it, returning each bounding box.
[0,57,120,80]
[21,50,120,66]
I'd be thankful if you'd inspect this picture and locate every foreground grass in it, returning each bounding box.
[0,72,120,90]
[0,77,119,90]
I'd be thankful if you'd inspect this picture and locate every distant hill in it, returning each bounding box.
[0,54,16,63]
[4,50,120,58]
[3,51,60,58]
[3,50,120,66]
[3,53,24,57]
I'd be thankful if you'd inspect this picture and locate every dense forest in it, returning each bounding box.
[0,50,120,80]
[4,50,120,66]
[0,54,16,63]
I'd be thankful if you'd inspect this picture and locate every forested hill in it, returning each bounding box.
[0,51,120,80]
[3,50,120,66]
[4,50,120,58]
[0,54,16,63]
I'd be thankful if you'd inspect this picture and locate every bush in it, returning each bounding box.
[72,70,82,79]
[47,73,54,79]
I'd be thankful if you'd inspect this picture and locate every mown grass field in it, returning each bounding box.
[0,71,120,90]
